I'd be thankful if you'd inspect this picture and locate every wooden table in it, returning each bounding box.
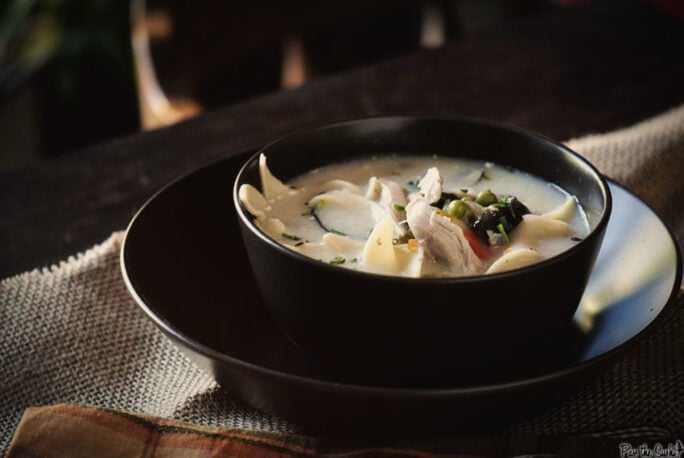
[2,1,683,279]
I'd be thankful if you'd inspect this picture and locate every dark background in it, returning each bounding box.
[0,0,683,278]
[2,0,680,173]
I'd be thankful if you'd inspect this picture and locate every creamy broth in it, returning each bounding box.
[239,154,590,277]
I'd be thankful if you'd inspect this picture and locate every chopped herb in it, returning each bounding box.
[315,199,326,210]
[460,188,469,193]
[498,216,511,231]
[419,192,425,197]
[329,256,345,265]
[392,203,406,212]
[407,178,420,188]
[294,241,304,247]
[282,233,301,241]
[350,258,358,263]
[497,223,510,244]
[571,236,582,242]
[330,228,347,236]
[497,194,511,208]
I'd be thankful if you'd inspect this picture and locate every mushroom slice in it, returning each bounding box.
[486,248,543,274]
[418,167,443,204]
[322,179,363,195]
[460,168,485,186]
[511,214,571,247]
[394,243,425,278]
[309,190,386,240]
[322,233,364,252]
[365,176,382,200]
[259,154,291,199]
[239,184,268,219]
[543,196,577,223]
[256,217,287,236]
[406,198,484,275]
[360,216,400,274]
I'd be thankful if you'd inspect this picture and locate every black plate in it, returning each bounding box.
[121,150,681,436]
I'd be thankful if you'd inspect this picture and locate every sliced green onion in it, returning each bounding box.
[315,199,326,210]
[392,203,406,211]
[497,223,510,244]
[329,256,345,265]
[350,258,358,263]
[282,233,301,241]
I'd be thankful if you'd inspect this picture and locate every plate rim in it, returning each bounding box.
[120,150,683,397]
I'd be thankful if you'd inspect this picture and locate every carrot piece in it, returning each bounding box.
[464,230,490,260]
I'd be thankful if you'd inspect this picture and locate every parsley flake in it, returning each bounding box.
[282,233,301,241]
[329,256,345,265]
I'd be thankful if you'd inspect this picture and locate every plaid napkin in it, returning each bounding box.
[2,104,683,456]
[7,404,675,457]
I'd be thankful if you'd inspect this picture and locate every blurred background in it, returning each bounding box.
[0,0,681,173]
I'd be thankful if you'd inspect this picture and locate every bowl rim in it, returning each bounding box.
[233,114,613,284]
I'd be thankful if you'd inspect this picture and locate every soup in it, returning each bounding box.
[239,154,589,277]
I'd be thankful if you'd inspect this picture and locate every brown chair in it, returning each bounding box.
[130,0,440,130]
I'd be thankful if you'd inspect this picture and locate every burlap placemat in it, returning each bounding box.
[1,105,683,454]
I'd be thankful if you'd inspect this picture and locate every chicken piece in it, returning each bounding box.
[418,167,443,204]
[380,179,408,220]
[366,177,409,236]
[406,198,484,275]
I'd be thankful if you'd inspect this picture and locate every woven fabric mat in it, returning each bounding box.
[2,105,683,453]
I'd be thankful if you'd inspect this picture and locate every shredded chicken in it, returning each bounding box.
[406,198,484,275]
[418,167,443,204]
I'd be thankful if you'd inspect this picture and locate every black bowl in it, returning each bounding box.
[233,116,612,384]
